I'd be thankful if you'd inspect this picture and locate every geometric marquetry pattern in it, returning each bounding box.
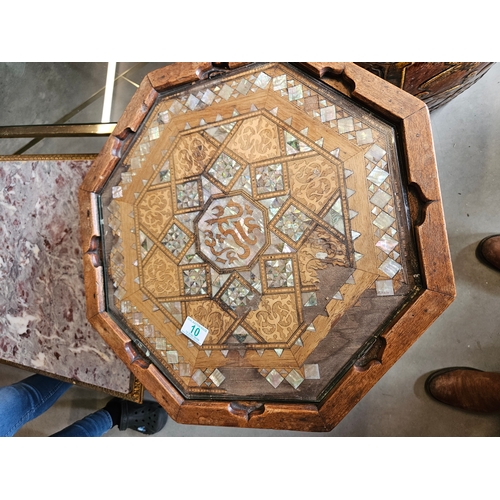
[101,63,420,402]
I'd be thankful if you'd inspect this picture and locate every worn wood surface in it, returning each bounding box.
[113,77,158,140]
[148,62,250,92]
[402,107,455,297]
[79,135,123,193]
[78,190,105,318]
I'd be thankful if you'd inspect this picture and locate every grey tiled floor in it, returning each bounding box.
[1,62,499,436]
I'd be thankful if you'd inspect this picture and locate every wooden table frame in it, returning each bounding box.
[79,62,455,431]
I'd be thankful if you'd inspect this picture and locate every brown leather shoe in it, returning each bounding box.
[425,367,500,412]
[476,234,500,271]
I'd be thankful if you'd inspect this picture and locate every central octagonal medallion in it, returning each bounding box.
[197,193,267,271]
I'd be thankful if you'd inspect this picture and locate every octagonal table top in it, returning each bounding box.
[80,63,455,430]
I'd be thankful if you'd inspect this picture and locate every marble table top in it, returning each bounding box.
[0,157,139,399]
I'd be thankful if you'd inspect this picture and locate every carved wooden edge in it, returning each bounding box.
[354,337,386,372]
[78,189,105,319]
[85,310,329,430]
[297,62,427,121]
[87,312,186,418]
[147,62,250,92]
[113,77,158,140]
[401,107,455,297]
[84,289,453,432]
[79,74,158,194]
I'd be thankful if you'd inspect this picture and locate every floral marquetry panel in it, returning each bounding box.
[81,62,454,430]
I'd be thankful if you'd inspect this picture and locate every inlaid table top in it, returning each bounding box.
[80,63,455,431]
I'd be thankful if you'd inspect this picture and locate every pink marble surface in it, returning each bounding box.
[0,158,133,394]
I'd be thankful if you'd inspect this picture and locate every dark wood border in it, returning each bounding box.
[79,62,455,431]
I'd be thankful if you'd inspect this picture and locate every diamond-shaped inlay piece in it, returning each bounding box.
[209,368,226,387]
[208,152,241,186]
[236,79,252,95]
[373,211,395,231]
[320,105,336,122]
[162,224,189,258]
[218,84,233,100]
[139,231,154,258]
[284,131,312,154]
[376,234,398,254]
[286,369,305,389]
[368,166,390,186]
[379,257,402,278]
[192,369,207,386]
[275,205,312,242]
[166,350,179,363]
[266,369,284,388]
[356,128,373,145]
[183,267,208,295]
[273,74,287,90]
[221,278,255,309]
[370,189,392,209]
[288,84,303,101]
[375,280,395,296]
[176,180,200,209]
[302,292,317,306]
[324,197,345,235]
[254,72,271,89]
[304,364,320,379]
[265,258,294,287]
[155,337,166,350]
[255,163,284,194]
[338,116,354,134]
[365,144,386,163]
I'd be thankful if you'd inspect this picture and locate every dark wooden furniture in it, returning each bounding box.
[356,62,494,111]
[79,62,455,431]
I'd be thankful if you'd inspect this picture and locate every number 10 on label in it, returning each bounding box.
[180,316,209,346]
